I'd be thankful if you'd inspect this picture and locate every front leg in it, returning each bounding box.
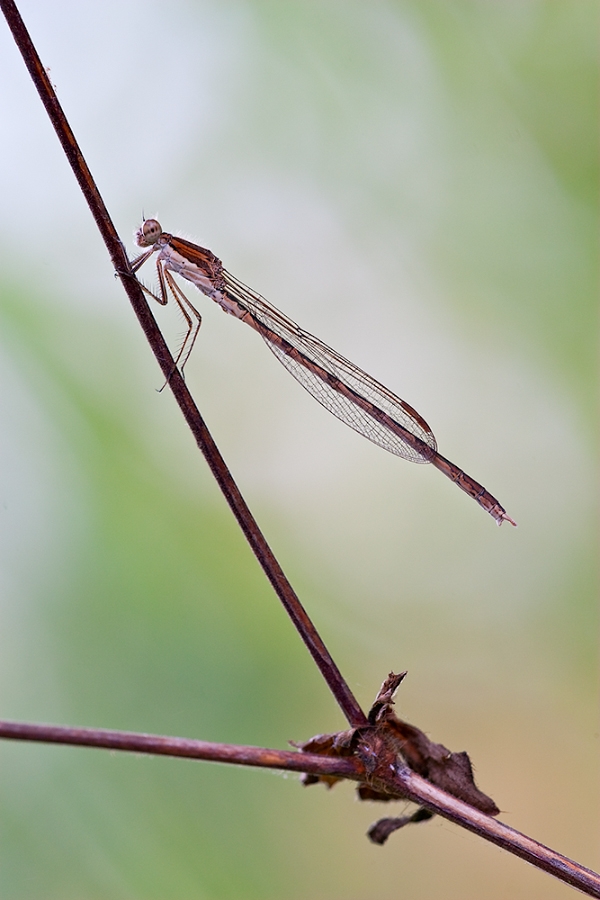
[130,257,203,380]
[128,246,155,275]
[129,257,170,307]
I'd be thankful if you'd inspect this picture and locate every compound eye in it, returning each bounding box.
[135,218,163,247]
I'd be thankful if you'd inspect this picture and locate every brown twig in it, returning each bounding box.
[0,0,366,731]
[1,1,598,896]
[1,718,599,897]
[393,765,600,897]
[0,720,362,779]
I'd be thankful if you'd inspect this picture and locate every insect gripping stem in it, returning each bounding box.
[132,218,516,527]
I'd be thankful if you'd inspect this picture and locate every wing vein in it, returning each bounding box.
[223,271,436,463]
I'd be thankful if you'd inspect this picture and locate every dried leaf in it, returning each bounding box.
[366,673,499,815]
[293,671,499,829]
[368,807,435,845]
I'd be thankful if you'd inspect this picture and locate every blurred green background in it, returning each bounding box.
[0,1,597,897]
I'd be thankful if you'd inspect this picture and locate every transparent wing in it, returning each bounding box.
[223,272,436,463]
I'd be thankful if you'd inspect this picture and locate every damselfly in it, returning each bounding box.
[130,219,516,527]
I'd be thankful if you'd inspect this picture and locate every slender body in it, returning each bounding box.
[131,219,516,526]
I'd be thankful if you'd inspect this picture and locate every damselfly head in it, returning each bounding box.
[135,218,163,248]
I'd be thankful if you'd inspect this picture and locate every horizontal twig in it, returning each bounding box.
[1,719,599,897]
[2,2,598,897]
[393,765,600,897]
[0,720,361,778]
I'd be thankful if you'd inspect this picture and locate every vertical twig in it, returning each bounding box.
[2,6,600,897]
[0,0,368,729]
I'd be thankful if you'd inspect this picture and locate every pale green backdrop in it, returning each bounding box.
[0,2,597,898]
